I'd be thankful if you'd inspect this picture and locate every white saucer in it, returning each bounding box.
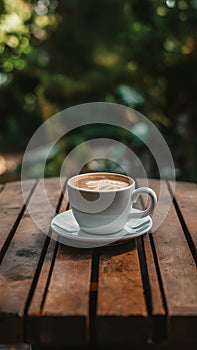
[50,208,152,248]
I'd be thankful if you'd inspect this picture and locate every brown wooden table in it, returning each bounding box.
[0,178,196,349]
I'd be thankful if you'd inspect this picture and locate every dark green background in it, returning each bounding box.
[0,0,196,181]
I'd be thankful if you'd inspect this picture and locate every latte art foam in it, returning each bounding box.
[76,179,129,190]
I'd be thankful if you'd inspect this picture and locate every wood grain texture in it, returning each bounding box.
[0,180,35,253]
[169,181,197,254]
[26,187,92,345]
[143,234,165,315]
[39,245,92,346]
[147,179,197,343]
[136,179,166,342]
[27,239,56,317]
[96,241,148,345]
[27,188,68,317]
[0,178,196,347]
[26,186,92,346]
[136,178,165,316]
[0,178,62,343]
[43,247,91,316]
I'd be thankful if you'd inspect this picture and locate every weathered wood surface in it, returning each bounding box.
[169,181,197,260]
[136,178,167,342]
[26,192,92,346]
[0,178,63,343]
[96,241,148,345]
[0,178,196,347]
[146,179,197,344]
[0,180,35,257]
[27,193,69,318]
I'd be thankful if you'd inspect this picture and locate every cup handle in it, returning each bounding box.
[131,187,157,218]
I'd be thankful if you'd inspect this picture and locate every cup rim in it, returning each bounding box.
[67,172,134,193]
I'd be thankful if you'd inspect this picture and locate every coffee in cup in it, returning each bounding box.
[70,173,130,190]
[67,172,157,234]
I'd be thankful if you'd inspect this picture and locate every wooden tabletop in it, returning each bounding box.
[0,178,196,349]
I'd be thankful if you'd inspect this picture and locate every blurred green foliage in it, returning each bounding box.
[0,0,197,181]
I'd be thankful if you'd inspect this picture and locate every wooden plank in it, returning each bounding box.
[0,178,62,343]
[96,241,148,345]
[142,234,167,342]
[146,179,197,344]
[26,237,56,317]
[39,245,92,346]
[27,188,92,346]
[26,189,68,318]
[26,185,92,345]
[26,190,66,343]
[143,234,165,316]
[0,180,35,255]
[169,181,197,254]
[136,179,167,342]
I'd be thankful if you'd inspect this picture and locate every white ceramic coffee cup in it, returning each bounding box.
[67,172,157,234]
